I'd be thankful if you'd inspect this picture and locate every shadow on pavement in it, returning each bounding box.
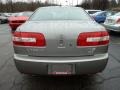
[109,31,120,37]
[21,75,102,90]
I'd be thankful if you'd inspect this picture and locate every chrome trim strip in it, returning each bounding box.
[14,53,108,63]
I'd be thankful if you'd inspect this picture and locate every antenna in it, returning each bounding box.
[77,0,78,5]
[72,0,73,6]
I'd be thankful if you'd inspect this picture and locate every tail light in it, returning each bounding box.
[11,21,18,23]
[77,31,109,46]
[13,32,46,47]
[116,19,120,24]
[12,20,26,23]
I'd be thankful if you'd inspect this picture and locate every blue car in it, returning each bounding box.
[92,11,116,23]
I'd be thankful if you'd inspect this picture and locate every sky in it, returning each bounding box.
[1,0,118,5]
[46,0,83,5]
[1,0,83,5]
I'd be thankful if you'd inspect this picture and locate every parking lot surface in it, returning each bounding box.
[0,24,120,90]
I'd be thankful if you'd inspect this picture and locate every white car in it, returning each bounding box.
[104,12,120,32]
[0,13,8,24]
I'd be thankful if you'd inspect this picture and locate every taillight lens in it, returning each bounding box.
[116,19,120,24]
[77,31,109,46]
[13,32,46,47]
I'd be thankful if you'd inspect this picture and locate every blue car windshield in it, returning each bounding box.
[92,12,105,16]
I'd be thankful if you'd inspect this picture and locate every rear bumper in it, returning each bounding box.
[14,53,108,75]
[103,24,120,32]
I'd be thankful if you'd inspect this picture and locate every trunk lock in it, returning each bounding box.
[58,35,65,47]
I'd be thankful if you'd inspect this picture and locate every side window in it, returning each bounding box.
[101,13,106,16]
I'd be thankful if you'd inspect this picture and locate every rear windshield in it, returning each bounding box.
[29,7,92,21]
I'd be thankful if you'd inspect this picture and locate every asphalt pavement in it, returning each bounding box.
[0,24,120,90]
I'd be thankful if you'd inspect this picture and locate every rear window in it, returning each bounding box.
[29,7,92,21]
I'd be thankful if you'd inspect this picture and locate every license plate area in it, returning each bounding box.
[48,64,75,75]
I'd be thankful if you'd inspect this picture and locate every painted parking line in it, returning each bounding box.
[114,43,120,45]
[0,24,9,30]
[110,43,120,45]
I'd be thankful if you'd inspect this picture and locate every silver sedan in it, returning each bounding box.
[104,12,120,32]
[13,6,109,75]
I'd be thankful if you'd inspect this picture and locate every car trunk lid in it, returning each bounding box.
[14,21,108,56]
